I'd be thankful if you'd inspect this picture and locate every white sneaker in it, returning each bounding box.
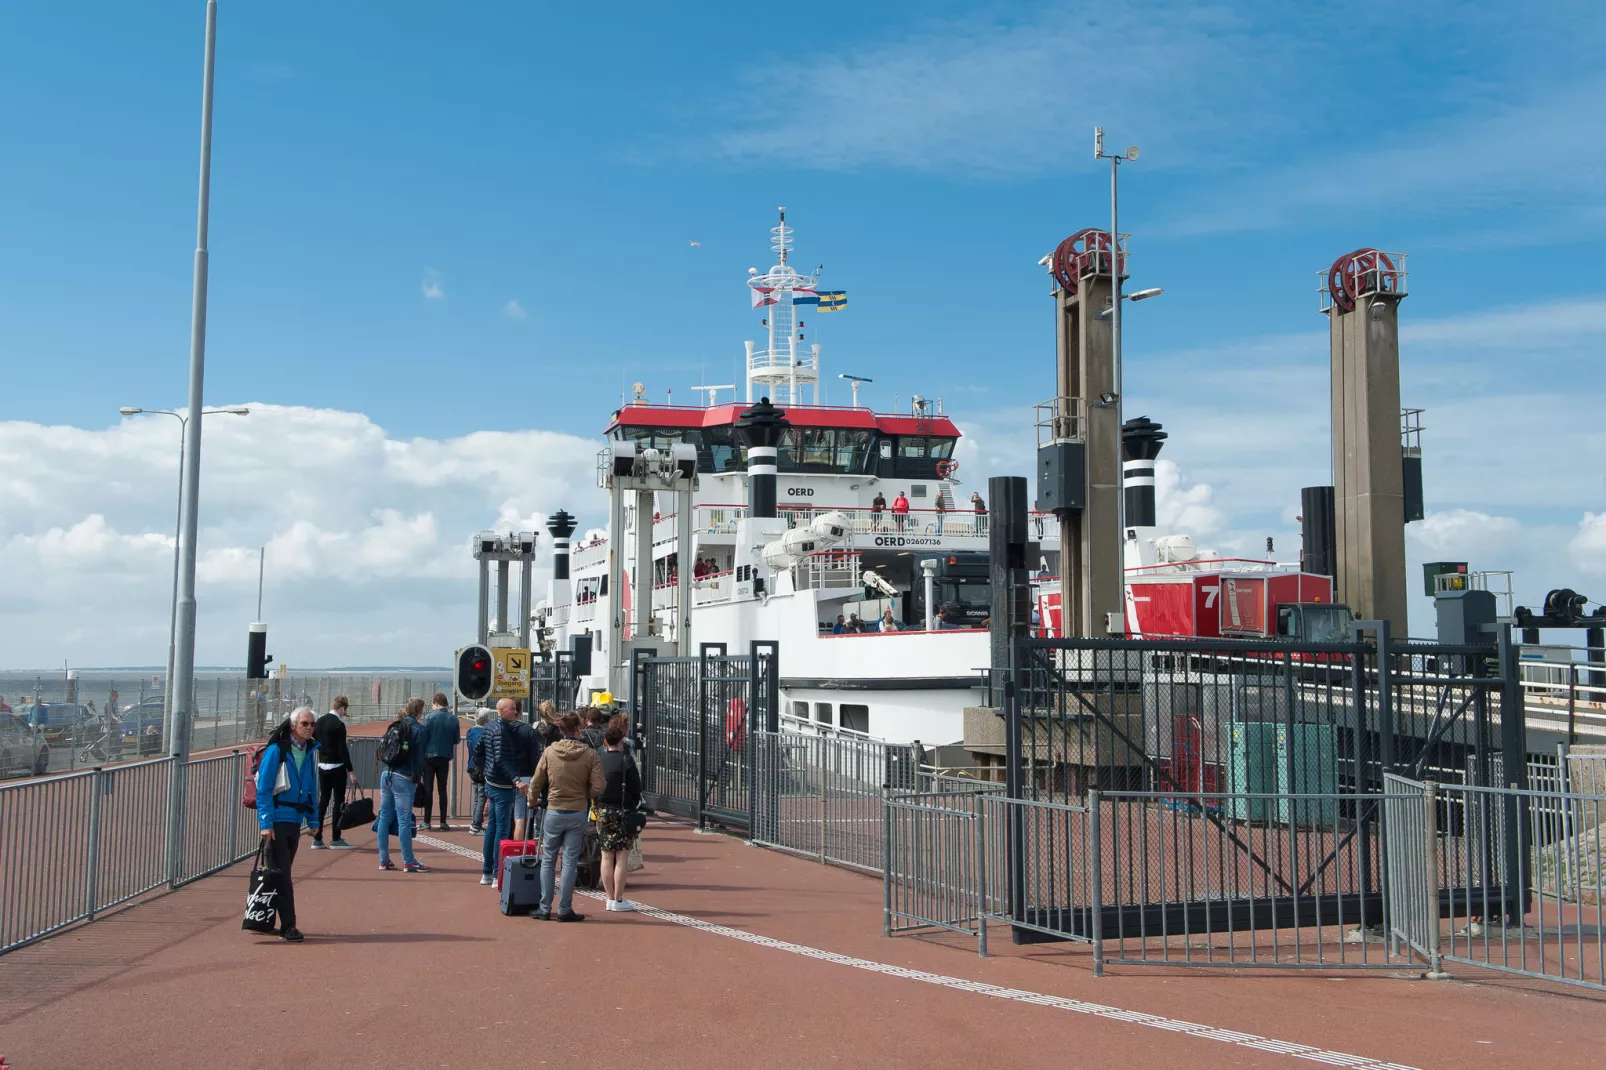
[604,899,618,911]
[479,875,493,886]
[612,899,636,912]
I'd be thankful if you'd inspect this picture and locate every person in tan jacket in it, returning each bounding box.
[528,712,605,921]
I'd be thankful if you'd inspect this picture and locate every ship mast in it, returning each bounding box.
[745,208,821,407]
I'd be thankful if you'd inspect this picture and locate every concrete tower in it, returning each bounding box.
[1040,228,1124,637]
[1323,249,1409,633]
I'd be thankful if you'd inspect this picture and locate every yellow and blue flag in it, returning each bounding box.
[817,290,847,312]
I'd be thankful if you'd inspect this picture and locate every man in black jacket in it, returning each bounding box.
[311,696,356,849]
[470,697,539,885]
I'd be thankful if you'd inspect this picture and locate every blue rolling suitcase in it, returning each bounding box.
[500,853,542,915]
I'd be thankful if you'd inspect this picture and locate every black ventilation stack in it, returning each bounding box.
[734,396,788,519]
[546,509,576,580]
[1300,486,1337,578]
[1121,416,1167,530]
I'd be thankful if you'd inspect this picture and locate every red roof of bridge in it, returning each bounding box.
[606,402,959,437]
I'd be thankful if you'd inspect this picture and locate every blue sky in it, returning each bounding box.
[2,1,1604,665]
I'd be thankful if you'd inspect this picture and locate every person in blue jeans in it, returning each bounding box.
[470,697,538,886]
[465,707,492,834]
[376,698,431,873]
[527,711,604,922]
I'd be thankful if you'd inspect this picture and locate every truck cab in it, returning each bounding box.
[1275,602,1355,643]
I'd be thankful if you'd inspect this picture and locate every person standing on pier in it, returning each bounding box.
[528,711,605,922]
[472,697,538,886]
[310,696,355,850]
[466,707,492,835]
[376,698,431,873]
[419,693,461,832]
[254,708,320,941]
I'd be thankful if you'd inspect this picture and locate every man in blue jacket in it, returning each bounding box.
[470,697,539,886]
[418,693,461,832]
[254,707,320,942]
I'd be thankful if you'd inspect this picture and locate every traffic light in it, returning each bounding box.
[455,644,493,703]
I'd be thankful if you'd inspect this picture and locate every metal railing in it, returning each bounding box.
[1,671,451,782]
[1387,772,1606,990]
[0,752,261,956]
[885,791,985,947]
[749,730,918,874]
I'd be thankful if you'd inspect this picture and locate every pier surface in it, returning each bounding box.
[2,814,1603,1070]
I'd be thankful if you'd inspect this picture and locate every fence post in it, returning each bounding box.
[1422,780,1449,979]
[230,750,243,859]
[819,741,828,863]
[85,767,105,920]
[975,796,988,958]
[1090,788,1104,977]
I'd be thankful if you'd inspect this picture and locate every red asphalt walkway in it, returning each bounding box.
[1,817,1603,1070]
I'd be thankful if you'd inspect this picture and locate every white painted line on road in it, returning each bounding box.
[415,834,1419,1070]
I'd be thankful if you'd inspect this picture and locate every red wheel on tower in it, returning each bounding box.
[1326,248,1400,312]
[1051,228,1117,294]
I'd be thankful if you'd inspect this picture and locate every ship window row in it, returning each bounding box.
[611,426,954,477]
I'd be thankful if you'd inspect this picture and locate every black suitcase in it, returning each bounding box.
[499,854,542,915]
[574,829,602,891]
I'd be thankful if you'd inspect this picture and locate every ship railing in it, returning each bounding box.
[693,571,734,604]
[794,551,862,591]
[572,598,598,624]
[571,540,608,571]
[686,503,1060,541]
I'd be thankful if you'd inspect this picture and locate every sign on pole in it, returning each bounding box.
[491,648,532,699]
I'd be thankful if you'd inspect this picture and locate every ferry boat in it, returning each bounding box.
[550,211,1059,746]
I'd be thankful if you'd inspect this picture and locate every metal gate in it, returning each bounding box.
[637,642,777,831]
[999,628,1521,964]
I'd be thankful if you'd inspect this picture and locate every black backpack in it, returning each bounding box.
[377,717,411,767]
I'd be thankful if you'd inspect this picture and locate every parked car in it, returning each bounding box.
[119,698,166,755]
[20,701,90,746]
[0,712,50,777]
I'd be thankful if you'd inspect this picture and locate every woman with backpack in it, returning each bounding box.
[253,707,320,942]
[375,698,432,873]
[596,714,644,913]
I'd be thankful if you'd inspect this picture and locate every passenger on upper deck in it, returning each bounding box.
[892,491,910,531]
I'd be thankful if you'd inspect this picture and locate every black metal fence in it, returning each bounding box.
[973,627,1531,962]
[636,642,778,831]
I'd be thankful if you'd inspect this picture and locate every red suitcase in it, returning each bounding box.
[495,839,540,888]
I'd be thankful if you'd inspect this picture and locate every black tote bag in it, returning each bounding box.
[241,840,281,933]
[339,772,376,830]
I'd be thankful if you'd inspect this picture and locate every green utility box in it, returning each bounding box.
[1276,723,1338,827]
[1228,722,1279,821]
[1423,561,1468,598]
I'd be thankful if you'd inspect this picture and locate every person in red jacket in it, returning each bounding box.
[891,491,910,532]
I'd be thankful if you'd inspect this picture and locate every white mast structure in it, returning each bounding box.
[745,207,822,406]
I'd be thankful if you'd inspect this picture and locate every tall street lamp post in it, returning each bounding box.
[165,0,219,887]
[117,406,248,723]
[1094,127,1140,538]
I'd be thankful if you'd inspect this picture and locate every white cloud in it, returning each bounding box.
[1571,514,1606,579]
[503,299,527,321]
[712,5,1296,175]
[421,269,444,300]
[0,405,605,669]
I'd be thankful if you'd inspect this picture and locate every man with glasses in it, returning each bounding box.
[253,707,321,942]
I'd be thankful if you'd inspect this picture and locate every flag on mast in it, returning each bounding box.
[817,290,847,312]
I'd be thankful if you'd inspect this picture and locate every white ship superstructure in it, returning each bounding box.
[544,212,1058,745]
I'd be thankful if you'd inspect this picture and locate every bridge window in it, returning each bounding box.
[814,702,833,725]
[839,704,869,734]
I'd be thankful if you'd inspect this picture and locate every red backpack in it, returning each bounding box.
[240,742,272,809]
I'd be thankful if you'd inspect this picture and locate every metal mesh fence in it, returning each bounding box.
[0,671,451,782]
